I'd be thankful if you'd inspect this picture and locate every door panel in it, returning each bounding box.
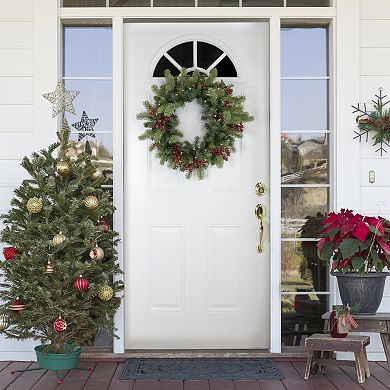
[124,22,270,349]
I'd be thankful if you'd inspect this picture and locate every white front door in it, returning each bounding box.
[124,22,270,349]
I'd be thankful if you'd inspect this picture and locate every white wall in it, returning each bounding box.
[357,0,390,360]
[0,0,39,361]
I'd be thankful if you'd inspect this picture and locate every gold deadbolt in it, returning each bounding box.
[255,182,266,196]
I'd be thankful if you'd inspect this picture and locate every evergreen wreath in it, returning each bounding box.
[352,87,390,156]
[137,68,253,179]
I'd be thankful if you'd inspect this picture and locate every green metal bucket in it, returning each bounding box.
[35,345,81,371]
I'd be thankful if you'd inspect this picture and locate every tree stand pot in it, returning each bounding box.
[332,272,389,315]
[35,345,81,371]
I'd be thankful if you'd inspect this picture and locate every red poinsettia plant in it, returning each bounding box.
[317,209,390,273]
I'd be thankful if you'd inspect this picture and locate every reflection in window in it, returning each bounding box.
[243,0,283,5]
[281,240,328,293]
[63,26,113,348]
[281,187,328,238]
[282,80,328,131]
[282,294,328,347]
[67,135,113,185]
[153,41,237,78]
[281,133,328,184]
[280,26,330,348]
[287,0,330,6]
[110,0,149,5]
[154,0,195,6]
[281,28,328,77]
[63,0,106,6]
[199,0,238,5]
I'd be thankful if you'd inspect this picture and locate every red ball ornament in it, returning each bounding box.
[74,275,89,291]
[3,246,17,261]
[10,297,26,312]
[53,317,67,332]
[98,218,109,233]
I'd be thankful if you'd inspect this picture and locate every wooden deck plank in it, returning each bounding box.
[83,362,117,390]
[158,380,184,389]
[292,361,337,389]
[367,362,390,388]
[0,363,11,373]
[318,366,362,390]
[133,381,159,389]
[256,381,286,390]
[209,380,235,390]
[6,363,47,390]
[107,363,134,390]
[183,380,209,390]
[378,361,390,372]
[340,365,388,390]
[0,361,32,389]
[30,369,67,390]
[233,380,261,389]
[56,361,96,390]
[277,362,311,390]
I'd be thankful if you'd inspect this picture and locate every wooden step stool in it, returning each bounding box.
[304,333,370,384]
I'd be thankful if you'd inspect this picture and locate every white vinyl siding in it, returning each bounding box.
[358,0,390,361]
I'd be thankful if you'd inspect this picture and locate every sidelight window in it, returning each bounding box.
[63,26,114,349]
[280,27,331,348]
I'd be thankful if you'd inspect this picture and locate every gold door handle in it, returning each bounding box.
[255,204,266,253]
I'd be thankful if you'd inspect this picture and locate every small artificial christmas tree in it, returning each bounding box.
[0,120,123,354]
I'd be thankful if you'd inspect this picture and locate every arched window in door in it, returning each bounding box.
[153,41,238,77]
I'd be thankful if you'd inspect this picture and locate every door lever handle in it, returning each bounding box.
[255,204,266,253]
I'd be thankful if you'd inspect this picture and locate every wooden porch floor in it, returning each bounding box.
[0,359,389,390]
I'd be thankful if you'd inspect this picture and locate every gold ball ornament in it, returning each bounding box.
[84,195,99,210]
[53,231,66,246]
[0,314,9,331]
[89,246,104,261]
[26,197,43,214]
[98,285,114,301]
[56,160,70,175]
[91,168,103,180]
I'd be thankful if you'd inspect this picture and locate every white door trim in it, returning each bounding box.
[40,4,346,354]
[269,16,282,353]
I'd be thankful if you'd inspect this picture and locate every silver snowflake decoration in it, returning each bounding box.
[42,81,80,117]
[72,111,99,141]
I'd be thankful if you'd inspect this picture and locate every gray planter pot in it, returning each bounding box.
[332,272,389,315]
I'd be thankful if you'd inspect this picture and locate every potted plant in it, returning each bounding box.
[317,209,390,315]
[0,121,123,382]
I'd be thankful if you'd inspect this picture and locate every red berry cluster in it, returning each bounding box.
[194,159,208,168]
[230,121,244,132]
[155,115,171,131]
[212,148,231,161]
[172,146,181,164]
[185,163,193,172]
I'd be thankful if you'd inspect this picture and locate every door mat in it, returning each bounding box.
[119,358,284,380]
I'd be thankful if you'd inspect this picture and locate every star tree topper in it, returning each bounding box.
[72,111,99,141]
[42,81,80,117]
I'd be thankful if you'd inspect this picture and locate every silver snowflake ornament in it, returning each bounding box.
[72,111,99,141]
[42,81,80,117]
